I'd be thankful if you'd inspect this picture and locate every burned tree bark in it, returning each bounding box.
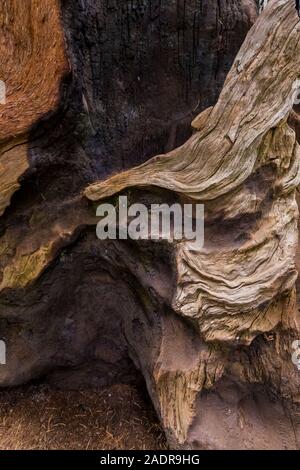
[1,0,300,450]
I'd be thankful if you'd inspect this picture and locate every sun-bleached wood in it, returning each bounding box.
[84,0,300,447]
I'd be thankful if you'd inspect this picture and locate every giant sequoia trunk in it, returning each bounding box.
[1,0,300,450]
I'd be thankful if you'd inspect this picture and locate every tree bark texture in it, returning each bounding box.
[2,0,300,450]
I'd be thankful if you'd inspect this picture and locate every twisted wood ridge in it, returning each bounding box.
[84,1,300,445]
[86,0,300,345]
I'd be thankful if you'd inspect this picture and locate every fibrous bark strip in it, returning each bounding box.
[1,0,300,450]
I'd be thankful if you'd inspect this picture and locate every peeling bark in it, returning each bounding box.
[0,0,68,215]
